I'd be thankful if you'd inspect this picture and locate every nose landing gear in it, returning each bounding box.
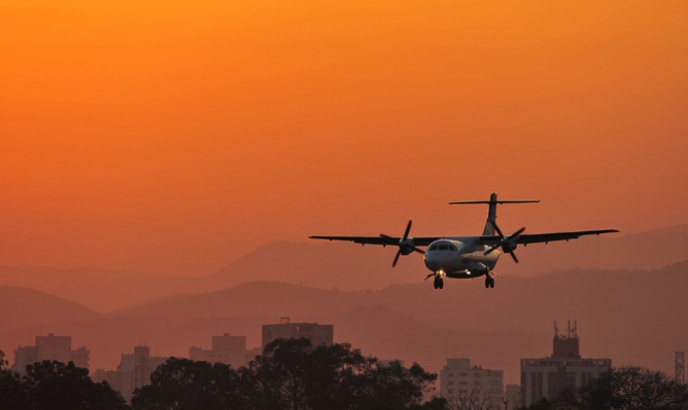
[425,271,445,290]
[433,275,444,290]
[484,275,495,289]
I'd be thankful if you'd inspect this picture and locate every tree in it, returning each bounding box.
[132,340,444,410]
[245,338,442,410]
[0,360,129,410]
[0,350,28,410]
[246,338,373,410]
[356,360,439,410]
[0,350,7,370]
[558,366,688,410]
[131,357,245,410]
[443,382,497,410]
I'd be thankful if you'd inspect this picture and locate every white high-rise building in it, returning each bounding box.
[440,358,504,410]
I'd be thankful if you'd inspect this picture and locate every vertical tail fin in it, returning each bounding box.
[449,193,539,235]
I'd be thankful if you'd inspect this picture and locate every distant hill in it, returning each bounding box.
[115,261,688,344]
[1,262,687,384]
[0,266,195,313]
[200,224,688,291]
[1,225,686,314]
[109,281,373,319]
[0,286,99,334]
[110,262,688,379]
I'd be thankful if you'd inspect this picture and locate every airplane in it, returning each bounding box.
[309,193,618,290]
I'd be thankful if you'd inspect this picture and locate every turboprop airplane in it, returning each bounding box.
[310,193,618,290]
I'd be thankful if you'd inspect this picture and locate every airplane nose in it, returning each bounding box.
[424,252,439,271]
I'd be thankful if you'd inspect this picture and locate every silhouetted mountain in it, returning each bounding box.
[1,262,687,383]
[109,281,373,319]
[1,225,686,313]
[198,240,425,291]
[500,224,688,276]
[201,225,688,291]
[0,286,99,333]
[109,262,688,377]
[0,265,195,313]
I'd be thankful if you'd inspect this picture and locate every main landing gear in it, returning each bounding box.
[484,275,495,289]
[433,275,444,290]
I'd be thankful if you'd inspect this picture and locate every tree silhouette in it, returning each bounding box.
[245,338,374,410]
[0,359,128,410]
[132,339,444,410]
[443,382,498,410]
[0,350,27,410]
[557,366,688,410]
[245,338,442,410]
[132,357,245,410]
[0,350,7,370]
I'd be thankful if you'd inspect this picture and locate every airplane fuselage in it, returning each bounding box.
[423,238,500,278]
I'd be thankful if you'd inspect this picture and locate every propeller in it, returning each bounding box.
[380,220,425,267]
[484,223,526,263]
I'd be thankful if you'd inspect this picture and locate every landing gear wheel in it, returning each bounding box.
[433,276,439,289]
[439,278,444,289]
[485,277,490,288]
[489,278,495,288]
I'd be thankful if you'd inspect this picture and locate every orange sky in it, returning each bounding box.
[1,1,687,275]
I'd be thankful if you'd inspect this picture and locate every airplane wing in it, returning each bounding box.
[477,229,619,245]
[308,235,442,247]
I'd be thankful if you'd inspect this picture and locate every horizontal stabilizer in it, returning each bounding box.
[449,200,539,205]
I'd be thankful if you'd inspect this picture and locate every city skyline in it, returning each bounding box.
[1,1,686,407]
[2,270,686,386]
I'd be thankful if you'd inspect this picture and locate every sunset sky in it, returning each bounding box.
[1,1,687,275]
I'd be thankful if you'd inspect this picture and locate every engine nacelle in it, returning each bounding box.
[399,238,416,255]
[469,263,490,276]
[502,238,518,254]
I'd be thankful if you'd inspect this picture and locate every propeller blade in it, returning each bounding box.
[424,273,436,281]
[412,247,425,255]
[402,220,412,240]
[392,250,402,267]
[510,252,519,263]
[513,227,526,237]
[379,234,392,239]
[484,244,500,255]
[493,222,504,238]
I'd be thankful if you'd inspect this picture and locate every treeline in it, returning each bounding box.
[3,341,688,410]
[523,366,688,410]
[0,339,446,410]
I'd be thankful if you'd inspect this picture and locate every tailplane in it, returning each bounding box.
[449,193,539,235]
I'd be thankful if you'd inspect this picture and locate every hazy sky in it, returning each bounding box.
[1,1,687,275]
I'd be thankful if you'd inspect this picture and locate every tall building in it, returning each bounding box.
[12,333,90,374]
[439,358,504,410]
[93,345,169,403]
[189,333,246,368]
[520,321,611,407]
[262,317,333,349]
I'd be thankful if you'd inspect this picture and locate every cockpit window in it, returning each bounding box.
[430,242,457,251]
